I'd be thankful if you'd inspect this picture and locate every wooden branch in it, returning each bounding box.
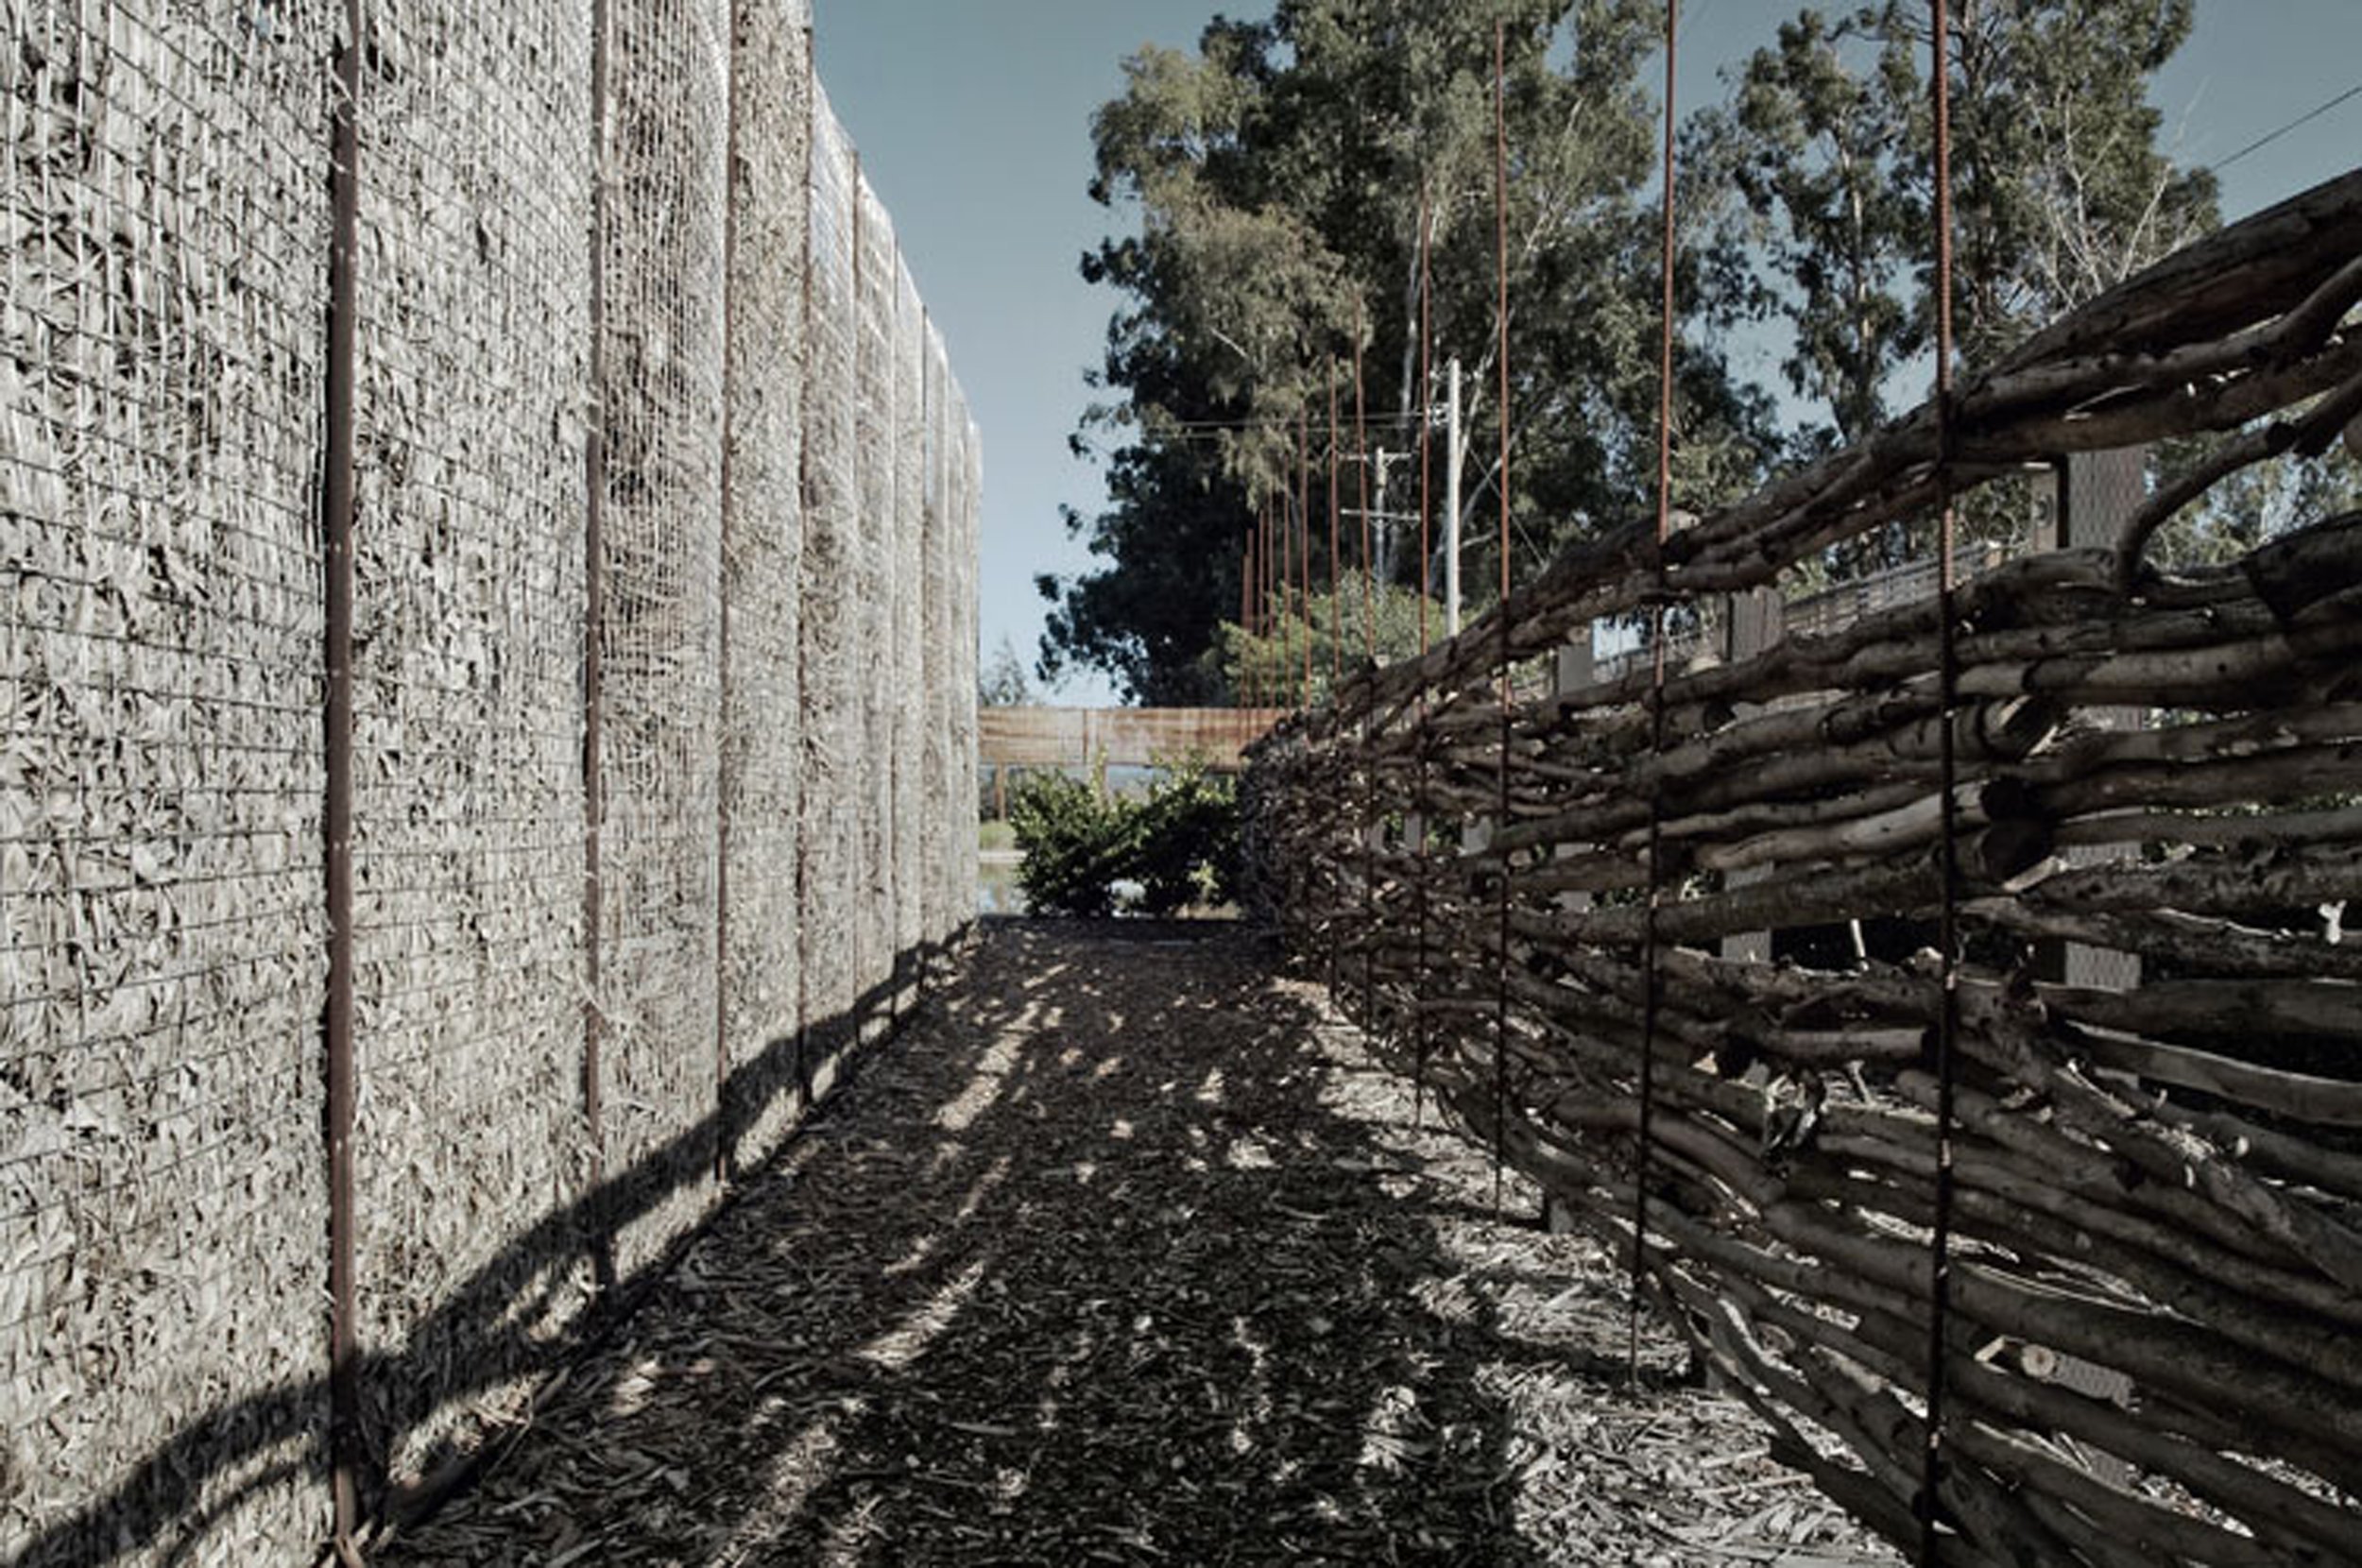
[1241,177,2362,1559]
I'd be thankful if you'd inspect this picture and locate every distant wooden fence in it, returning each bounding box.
[1244,171,2362,1565]
[979,707,1283,812]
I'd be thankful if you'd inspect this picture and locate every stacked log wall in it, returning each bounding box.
[1245,170,2362,1566]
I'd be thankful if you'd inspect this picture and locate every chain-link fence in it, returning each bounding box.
[0,3,980,1559]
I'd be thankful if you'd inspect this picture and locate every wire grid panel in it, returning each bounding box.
[2057,447,2147,992]
[891,263,925,972]
[720,0,812,1175]
[919,323,951,946]
[798,92,859,1067]
[346,0,596,1490]
[0,8,334,1560]
[926,332,954,945]
[596,0,730,1278]
[851,179,897,1031]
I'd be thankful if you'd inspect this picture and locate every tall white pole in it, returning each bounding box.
[1444,356,1463,638]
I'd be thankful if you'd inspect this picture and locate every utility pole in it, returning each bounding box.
[1444,356,1463,638]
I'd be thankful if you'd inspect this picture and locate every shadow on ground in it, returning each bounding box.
[378,920,1578,1566]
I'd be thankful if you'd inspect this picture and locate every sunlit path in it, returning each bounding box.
[378,924,1891,1566]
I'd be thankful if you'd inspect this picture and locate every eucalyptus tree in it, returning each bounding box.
[1043,0,1774,702]
[1691,0,2218,453]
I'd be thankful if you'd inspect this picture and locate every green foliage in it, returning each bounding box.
[1690,0,2218,451]
[1123,763,1242,915]
[978,633,1035,707]
[1047,0,2224,692]
[1040,0,1777,701]
[1008,769,1124,917]
[1212,575,1440,706]
[2145,433,2362,571]
[1007,760,1239,918]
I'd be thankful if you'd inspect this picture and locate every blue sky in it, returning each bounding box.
[816,1,2362,707]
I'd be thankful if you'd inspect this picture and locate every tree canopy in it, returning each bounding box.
[1690,0,2219,452]
[1044,0,2225,699]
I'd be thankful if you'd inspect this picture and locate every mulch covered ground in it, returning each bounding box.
[378,921,1898,1566]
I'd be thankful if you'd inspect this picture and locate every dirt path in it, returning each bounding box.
[379,922,1894,1566]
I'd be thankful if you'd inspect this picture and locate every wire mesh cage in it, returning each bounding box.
[2,5,338,1554]
[0,5,979,1557]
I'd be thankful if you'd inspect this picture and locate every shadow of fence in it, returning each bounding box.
[375,924,1576,1564]
[7,940,965,1568]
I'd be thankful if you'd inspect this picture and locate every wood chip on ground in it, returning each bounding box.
[375,921,1900,1566]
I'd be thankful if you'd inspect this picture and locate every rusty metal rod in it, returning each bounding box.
[1326,354,1345,992]
[1493,19,1514,1211]
[713,0,745,1187]
[582,0,616,1293]
[1414,174,1433,1127]
[1328,358,1343,691]
[1247,502,1258,711]
[1355,303,1375,664]
[792,19,817,1112]
[322,0,364,1540]
[1259,494,1272,708]
[1298,407,1312,704]
[1355,304,1377,1023]
[1632,0,1679,1380]
[1922,0,1965,1557]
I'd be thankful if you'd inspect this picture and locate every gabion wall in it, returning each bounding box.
[0,3,981,1559]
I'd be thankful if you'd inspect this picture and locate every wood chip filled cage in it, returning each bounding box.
[0,2,981,1557]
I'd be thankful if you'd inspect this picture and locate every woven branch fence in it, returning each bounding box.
[1245,170,2362,1566]
[1,3,979,1561]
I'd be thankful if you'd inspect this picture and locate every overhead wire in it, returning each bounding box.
[2211,78,2362,173]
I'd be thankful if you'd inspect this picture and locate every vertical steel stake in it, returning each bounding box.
[1491,20,1514,1214]
[582,0,617,1293]
[1413,177,1433,1128]
[1921,0,1965,1556]
[1631,0,1680,1381]
[713,0,745,1186]
[322,0,365,1540]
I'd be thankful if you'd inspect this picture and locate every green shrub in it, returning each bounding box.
[1007,758,1238,917]
[1007,766,1125,916]
[1124,762,1240,914]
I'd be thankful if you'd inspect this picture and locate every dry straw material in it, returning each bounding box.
[720,0,814,1178]
[348,0,599,1492]
[3,6,335,1558]
[852,180,897,1041]
[797,91,862,1087]
[595,0,730,1285]
[1,2,978,1559]
[892,264,927,998]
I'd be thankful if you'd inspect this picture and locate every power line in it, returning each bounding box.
[1130,409,1431,436]
[2211,78,2362,173]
